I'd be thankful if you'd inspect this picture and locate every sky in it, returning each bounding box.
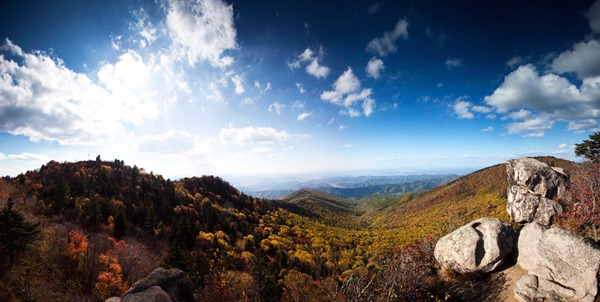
[1,0,600,180]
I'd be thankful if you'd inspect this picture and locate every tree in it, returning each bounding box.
[575,132,600,162]
[0,198,40,268]
[113,208,128,240]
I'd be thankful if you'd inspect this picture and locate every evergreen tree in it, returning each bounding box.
[113,208,128,240]
[575,131,600,162]
[0,198,40,266]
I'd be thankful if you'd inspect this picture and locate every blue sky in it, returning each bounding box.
[1,0,599,179]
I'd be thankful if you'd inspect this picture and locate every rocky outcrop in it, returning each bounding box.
[514,223,600,302]
[122,286,173,302]
[106,267,194,302]
[506,158,568,226]
[434,217,514,273]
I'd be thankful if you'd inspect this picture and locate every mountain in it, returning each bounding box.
[368,156,575,236]
[246,174,460,199]
[274,188,364,228]
[0,156,579,302]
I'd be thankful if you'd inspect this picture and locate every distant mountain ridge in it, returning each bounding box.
[273,188,365,228]
[249,174,460,199]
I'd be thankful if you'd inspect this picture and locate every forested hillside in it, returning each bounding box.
[0,157,579,301]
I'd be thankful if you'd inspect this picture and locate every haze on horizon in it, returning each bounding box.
[1,0,599,179]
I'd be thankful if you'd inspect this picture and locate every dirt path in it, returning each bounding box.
[497,263,527,302]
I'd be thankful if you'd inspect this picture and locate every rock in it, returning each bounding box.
[506,158,568,225]
[434,217,514,273]
[105,298,121,302]
[515,224,600,302]
[121,286,173,302]
[123,268,194,302]
[516,222,546,271]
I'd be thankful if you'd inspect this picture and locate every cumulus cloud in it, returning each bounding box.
[366,18,408,56]
[268,101,285,115]
[219,126,309,145]
[366,58,384,79]
[507,109,532,120]
[506,115,554,135]
[588,0,600,33]
[320,68,375,117]
[445,58,464,69]
[550,39,600,80]
[288,47,330,78]
[568,119,597,131]
[453,100,474,119]
[481,126,494,132]
[297,112,312,121]
[0,39,176,145]
[166,0,237,67]
[485,64,599,120]
[249,146,272,153]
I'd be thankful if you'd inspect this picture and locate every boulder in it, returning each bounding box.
[105,298,121,302]
[123,268,193,302]
[121,286,173,302]
[506,158,568,225]
[515,224,600,302]
[434,217,514,273]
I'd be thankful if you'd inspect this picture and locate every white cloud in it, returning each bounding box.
[321,68,376,117]
[334,68,361,94]
[344,144,353,148]
[471,105,492,113]
[296,82,306,94]
[0,40,171,145]
[507,109,532,120]
[506,115,554,135]
[288,47,330,78]
[453,100,474,119]
[523,132,545,138]
[268,101,285,115]
[231,73,244,94]
[445,58,464,69]
[588,0,600,33]
[206,81,224,102]
[550,39,600,80]
[481,126,494,132]
[219,126,308,145]
[366,18,409,56]
[137,129,197,154]
[131,8,158,48]
[0,152,50,162]
[484,64,593,118]
[567,119,597,131]
[506,56,524,68]
[166,0,237,67]
[339,125,346,130]
[292,100,305,109]
[366,58,384,79]
[558,143,568,148]
[437,82,444,88]
[306,59,330,78]
[297,112,312,121]
[362,98,375,117]
[241,97,253,105]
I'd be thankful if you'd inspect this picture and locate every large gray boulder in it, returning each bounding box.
[123,268,193,302]
[506,158,568,226]
[515,224,600,302]
[434,217,514,273]
[121,286,173,302]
